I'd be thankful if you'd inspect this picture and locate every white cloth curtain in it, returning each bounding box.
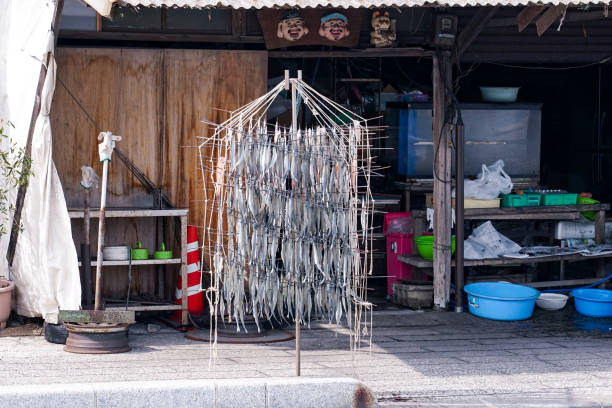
[0,0,81,323]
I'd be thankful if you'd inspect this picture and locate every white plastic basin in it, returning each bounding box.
[536,293,568,311]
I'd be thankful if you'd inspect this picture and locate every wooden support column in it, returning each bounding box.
[595,209,607,281]
[432,52,453,310]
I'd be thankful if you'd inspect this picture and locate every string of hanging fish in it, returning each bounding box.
[198,77,375,350]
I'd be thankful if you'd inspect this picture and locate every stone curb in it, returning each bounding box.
[0,377,376,408]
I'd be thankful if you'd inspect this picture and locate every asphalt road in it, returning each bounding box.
[1,305,612,407]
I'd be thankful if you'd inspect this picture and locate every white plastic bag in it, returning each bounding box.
[80,165,99,190]
[464,238,499,260]
[464,221,521,259]
[463,160,513,200]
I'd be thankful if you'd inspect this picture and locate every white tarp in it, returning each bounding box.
[0,0,81,323]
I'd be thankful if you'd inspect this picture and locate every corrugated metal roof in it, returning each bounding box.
[117,0,612,8]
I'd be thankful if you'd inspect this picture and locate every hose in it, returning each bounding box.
[542,271,612,293]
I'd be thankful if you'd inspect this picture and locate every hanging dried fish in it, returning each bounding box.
[199,77,374,354]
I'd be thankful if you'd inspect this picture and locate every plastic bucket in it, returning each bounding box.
[571,288,612,317]
[479,87,520,103]
[464,282,540,321]
[577,196,599,221]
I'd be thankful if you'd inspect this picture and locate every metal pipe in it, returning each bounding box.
[295,294,301,376]
[455,118,465,313]
[94,159,109,311]
[82,189,93,308]
[84,190,90,246]
[292,70,302,377]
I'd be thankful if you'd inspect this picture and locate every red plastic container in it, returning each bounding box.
[384,213,425,296]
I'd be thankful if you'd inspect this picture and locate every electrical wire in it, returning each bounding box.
[56,76,103,132]
[485,56,611,71]
[432,49,463,185]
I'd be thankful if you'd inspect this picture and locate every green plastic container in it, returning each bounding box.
[415,235,456,261]
[541,193,578,206]
[154,242,173,260]
[131,241,149,260]
[501,193,541,207]
[577,196,600,221]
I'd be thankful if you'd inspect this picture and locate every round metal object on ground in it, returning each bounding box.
[185,329,294,344]
[217,321,267,338]
[64,323,130,354]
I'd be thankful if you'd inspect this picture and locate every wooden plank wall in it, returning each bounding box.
[51,48,267,300]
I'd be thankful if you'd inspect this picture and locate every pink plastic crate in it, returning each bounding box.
[384,213,427,296]
[386,233,413,296]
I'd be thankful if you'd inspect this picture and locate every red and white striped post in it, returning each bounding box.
[173,226,204,321]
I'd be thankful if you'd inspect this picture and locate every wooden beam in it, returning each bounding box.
[399,252,612,268]
[517,6,546,32]
[82,0,114,19]
[58,30,265,44]
[269,48,433,59]
[432,51,453,310]
[489,10,611,28]
[457,6,499,56]
[525,278,600,288]
[536,5,568,36]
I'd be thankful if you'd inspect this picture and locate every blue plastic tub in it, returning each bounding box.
[464,282,540,321]
[571,288,612,317]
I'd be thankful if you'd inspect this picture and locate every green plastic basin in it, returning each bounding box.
[577,196,599,221]
[415,235,456,261]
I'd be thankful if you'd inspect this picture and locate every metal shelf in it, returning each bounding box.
[69,207,189,325]
[406,202,611,292]
[68,208,189,218]
[107,304,181,312]
[78,258,181,267]
[399,252,612,268]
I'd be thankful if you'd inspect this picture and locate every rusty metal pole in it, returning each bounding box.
[455,118,465,313]
[292,70,302,377]
[81,189,93,308]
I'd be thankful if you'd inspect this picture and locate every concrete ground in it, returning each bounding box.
[2,305,612,407]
